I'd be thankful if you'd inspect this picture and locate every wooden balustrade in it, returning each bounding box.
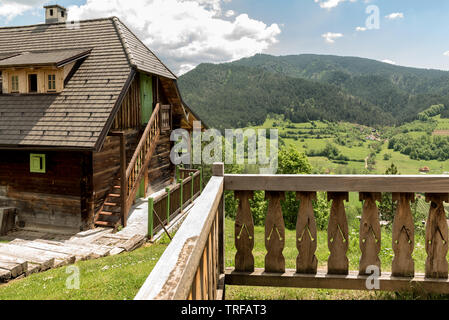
[137,167,449,300]
[225,173,449,294]
[120,103,161,226]
[135,165,224,300]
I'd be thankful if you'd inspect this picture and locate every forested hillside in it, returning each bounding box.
[178,54,449,129]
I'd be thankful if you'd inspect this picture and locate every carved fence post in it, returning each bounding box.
[265,191,285,273]
[392,193,415,278]
[327,192,349,275]
[296,192,318,274]
[425,193,449,279]
[234,191,255,272]
[359,192,382,275]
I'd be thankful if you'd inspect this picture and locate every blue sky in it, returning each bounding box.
[2,0,449,74]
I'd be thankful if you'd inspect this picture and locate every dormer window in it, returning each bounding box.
[47,74,56,92]
[49,9,54,16]
[0,48,91,95]
[28,74,38,93]
[11,75,19,92]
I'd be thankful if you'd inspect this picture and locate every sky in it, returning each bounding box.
[1,0,449,76]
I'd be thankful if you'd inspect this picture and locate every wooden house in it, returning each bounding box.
[0,5,202,233]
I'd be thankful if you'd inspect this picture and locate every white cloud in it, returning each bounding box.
[314,0,357,10]
[322,32,343,43]
[355,26,367,32]
[225,10,235,17]
[67,0,281,75]
[385,12,404,20]
[444,51,449,57]
[382,59,396,65]
[0,0,46,22]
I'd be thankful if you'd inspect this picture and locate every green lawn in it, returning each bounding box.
[0,216,443,300]
[0,242,169,300]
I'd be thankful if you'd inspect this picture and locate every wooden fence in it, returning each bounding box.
[136,163,449,300]
[135,164,224,300]
[147,169,203,240]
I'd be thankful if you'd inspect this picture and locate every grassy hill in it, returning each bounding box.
[179,54,449,130]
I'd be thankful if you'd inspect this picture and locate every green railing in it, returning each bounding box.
[147,168,203,239]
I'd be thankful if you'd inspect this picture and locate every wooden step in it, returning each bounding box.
[99,211,116,217]
[108,194,121,198]
[95,221,117,228]
[104,202,118,207]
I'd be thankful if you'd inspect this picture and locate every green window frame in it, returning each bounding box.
[30,154,46,173]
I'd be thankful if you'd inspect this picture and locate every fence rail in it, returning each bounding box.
[147,169,203,240]
[137,164,449,300]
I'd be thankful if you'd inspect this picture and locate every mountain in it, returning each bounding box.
[178,54,449,129]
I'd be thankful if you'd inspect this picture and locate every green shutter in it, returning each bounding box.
[30,154,46,173]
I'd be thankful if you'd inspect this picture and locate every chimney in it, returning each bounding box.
[44,5,67,24]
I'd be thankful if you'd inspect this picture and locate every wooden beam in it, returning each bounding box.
[225,268,449,294]
[224,175,449,193]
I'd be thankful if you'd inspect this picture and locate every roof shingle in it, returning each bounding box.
[0,17,177,150]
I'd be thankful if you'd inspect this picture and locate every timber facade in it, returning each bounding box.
[0,7,202,233]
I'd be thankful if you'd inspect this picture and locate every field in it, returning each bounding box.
[251,115,449,175]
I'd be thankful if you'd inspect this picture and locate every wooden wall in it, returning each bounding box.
[0,150,86,232]
[92,130,140,216]
[112,75,141,130]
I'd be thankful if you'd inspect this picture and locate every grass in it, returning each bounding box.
[0,242,169,300]
[0,217,441,300]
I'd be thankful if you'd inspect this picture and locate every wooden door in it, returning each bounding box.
[140,74,153,125]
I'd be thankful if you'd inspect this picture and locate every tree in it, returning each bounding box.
[378,163,399,223]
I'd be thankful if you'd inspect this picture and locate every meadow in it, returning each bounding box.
[252,115,449,175]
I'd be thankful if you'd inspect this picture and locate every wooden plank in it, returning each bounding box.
[10,239,90,262]
[425,194,449,279]
[224,174,449,193]
[296,192,317,274]
[234,191,254,272]
[2,243,74,267]
[327,192,349,275]
[392,193,415,277]
[33,239,96,259]
[0,260,24,278]
[117,234,146,251]
[0,245,55,271]
[225,268,449,294]
[0,268,11,282]
[265,192,285,273]
[359,192,382,275]
[0,254,35,275]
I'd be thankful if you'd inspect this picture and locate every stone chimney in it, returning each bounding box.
[44,5,67,24]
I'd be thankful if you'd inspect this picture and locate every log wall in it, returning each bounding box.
[0,150,86,232]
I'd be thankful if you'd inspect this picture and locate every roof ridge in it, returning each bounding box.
[112,17,137,68]
[112,17,177,79]
[0,17,114,30]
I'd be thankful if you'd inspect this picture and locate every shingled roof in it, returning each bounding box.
[0,17,177,150]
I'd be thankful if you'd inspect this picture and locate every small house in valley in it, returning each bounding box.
[0,5,202,234]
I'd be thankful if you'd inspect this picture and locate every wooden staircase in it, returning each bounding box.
[95,179,122,228]
[94,103,168,229]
